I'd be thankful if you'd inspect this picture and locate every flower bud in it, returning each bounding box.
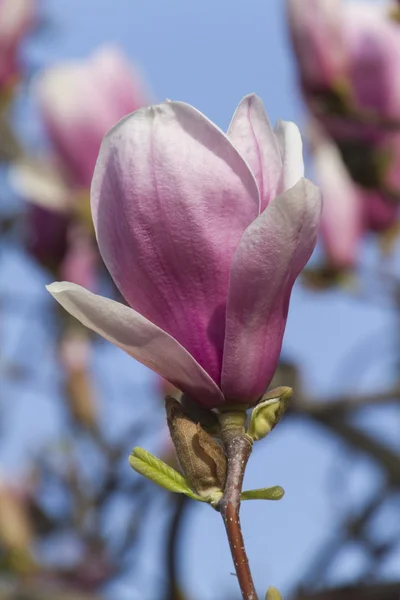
[266,587,282,600]
[165,397,226,503]
[247,387,292,442]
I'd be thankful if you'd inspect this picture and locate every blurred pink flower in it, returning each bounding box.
[314,129,398,268]
[286,0,346,91]
[363,189,398,232]
[60,225,98,290]
[313,132,362,269]
[11,45,151,288]
[36,44,151,188]
[288,0,400,121]
[0,0,34,89]
[48,95,322,408]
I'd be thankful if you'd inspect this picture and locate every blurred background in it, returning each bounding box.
[1,0,400,598]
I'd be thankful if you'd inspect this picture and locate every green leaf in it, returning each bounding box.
[265,586,282,599]
[241,486,284,501]
[129,447,204,501]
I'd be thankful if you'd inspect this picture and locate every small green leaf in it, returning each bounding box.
[265,586,282,600]
[129,447,204,501]
[241,486,284,501]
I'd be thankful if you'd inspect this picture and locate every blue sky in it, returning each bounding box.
[2,0,399,598]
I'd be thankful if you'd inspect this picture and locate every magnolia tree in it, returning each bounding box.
[1,1,400,600]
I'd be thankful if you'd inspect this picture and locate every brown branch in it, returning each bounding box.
[295,582,400,600]
[165,494,191,600]
[292,388,400,416]
[292,398,400,485]
[218,436,257,600]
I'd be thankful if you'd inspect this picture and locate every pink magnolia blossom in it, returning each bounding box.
[0,0,34,89]
[286,0,346,91]
[47,96,322,409]
[36,45,151,188]
[288,0,400,121]
[363,189,398,232]
[314,132,362,269]
[314,131,398,268]
[11,46,151,289]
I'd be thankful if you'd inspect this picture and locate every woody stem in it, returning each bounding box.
[218,412,257,600]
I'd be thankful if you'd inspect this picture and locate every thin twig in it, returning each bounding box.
[292,388,400,416]
[218,436,257,600]
[165,494,190,600]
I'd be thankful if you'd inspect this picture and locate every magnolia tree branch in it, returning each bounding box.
[165,494,191,600]
[291,388,400,416]
[218,435,257,600]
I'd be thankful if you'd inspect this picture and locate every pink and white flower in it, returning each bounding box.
[48,95,322,408]
[287,0,400,121]
[11,45,151,289]
[314,129,398,269]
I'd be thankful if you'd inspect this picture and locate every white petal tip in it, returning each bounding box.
[46,281,67,295]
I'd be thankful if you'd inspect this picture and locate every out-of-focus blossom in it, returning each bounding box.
[313,131,362,269]
[11,45,151,287]
[313,126,398,269]
[287,0,346,92]
[0,0,34,91]
[287,0,400,123]
[60,225,98,290]
[36,45,151,188]
[48,95,322,409]
[289,0,400,261]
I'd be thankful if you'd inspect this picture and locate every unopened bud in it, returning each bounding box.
[266,587,282,600]
[247,387,292,442]
[165,397,227,503]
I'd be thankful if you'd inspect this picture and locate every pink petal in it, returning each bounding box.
[344,3,400,119]
[9,158,70,211]
[47,282,225,409]
[273,120,304,192]
[363,190,398,232]
[287,0,345,89]
[91,101,259,386]
[89,45,151,116]
[314,135,362,268]
[37,46,149,188]
[227,94,282,212]
[60,226,98,291]
[221,178,322,403]
[0,0,33,43]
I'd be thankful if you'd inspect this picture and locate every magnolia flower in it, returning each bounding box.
[48,95,322,409]
[314,129,398,268]
[289,0,400,243]
[11,45,151,287]
[36,44,151,189]
[287,0,400,120]
[12,45,151,210]
[0,0,34,90]
[313,132,362,269]
[286,0,346,91]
